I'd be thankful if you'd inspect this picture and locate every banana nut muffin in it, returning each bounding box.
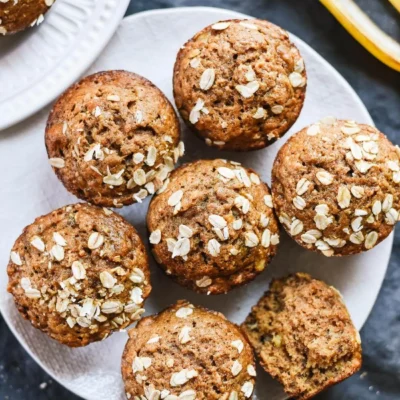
[7,203,151,347]
[147,159,280,294]
[173,19,306,151]
[0,0,55,35]
[242,273,362,400]
[272,118,400,256]
[122,300,257,399]
[45,70,183,208]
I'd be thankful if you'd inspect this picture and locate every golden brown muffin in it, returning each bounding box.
[45,70,183,208]
[147,159,280,294]
[242,273,362,400]
[0,0,55,35]
[122,300,257,399]
[7,203,151,347]
[272,118,400,256]
[173,19,306,151]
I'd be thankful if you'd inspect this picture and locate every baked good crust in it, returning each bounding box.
[272,118,400,256]
[147,159,280,294]
[7,203,151,347]
[45,70,182,207]
[173,19,306,151]
[0,0,54,35]
[122,300,257,399]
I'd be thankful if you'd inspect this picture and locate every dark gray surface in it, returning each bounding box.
[1,1,399,399]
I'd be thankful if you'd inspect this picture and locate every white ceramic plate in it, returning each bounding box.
[0,0,131,131]
[0,7,392,400]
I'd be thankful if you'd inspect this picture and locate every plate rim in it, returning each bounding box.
[0,6,393,400]
[0,0,131,131]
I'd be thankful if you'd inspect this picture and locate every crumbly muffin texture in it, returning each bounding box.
[122,300,257,399]
[272,118,400,256]
[0,0,55,35]
[7,203,151,347]
[45,70,183,207]
[147,159,280,294]
[173,19,306,151]
[242,273,362,400]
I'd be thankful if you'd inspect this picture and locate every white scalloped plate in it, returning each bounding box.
[0,7,393,400]
[0,0,130,131]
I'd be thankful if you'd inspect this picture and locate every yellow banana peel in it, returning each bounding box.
[388,0,400,13]
[320,0,400,72]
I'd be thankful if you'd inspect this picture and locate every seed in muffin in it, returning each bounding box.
[235,81,260,98]
[10,251,22,266]
[149,230,162,245]
[199,68,216,90]
[316,170,333,185]
[196,276,212,288]
[88,232,104,249]
[337,186,351,209]
[253,107,267,119]
[71,261,86,280]
[290,219,304,236]
[168,190,183,206]
[241,382,254,398]
[307,124,320,136]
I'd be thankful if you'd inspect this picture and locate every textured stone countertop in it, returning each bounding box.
[1,0,399,399]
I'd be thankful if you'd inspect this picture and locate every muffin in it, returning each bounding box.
[45,70,183,208]
[272,118,400,256]
[242,273,362,400]
[7,203,151,347]
[0,0,55,35]
[147,159,280,294]
[122,300,257,399]
[173,19,306,151]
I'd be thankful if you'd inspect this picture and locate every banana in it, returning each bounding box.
[320,0,400,72]
[388,0,400,13]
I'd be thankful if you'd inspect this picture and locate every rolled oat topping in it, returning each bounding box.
[46,71,182,207]
[7,203,151,347]
[272,119,399,256]
[122,301,256,399]
[147,159,280,294]
[173,19,306,151]
[0,0,55,35]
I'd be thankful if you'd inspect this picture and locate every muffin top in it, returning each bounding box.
[7,203,151,347]
[242,273,362,400]
[147,159,280,294]
[45,70,183,207]
[0,0,54,35]
[272,118,400,256]
[173,19,306,151]
[122,300,256,399]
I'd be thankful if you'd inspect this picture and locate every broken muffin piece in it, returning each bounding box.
[242,273,362,399]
